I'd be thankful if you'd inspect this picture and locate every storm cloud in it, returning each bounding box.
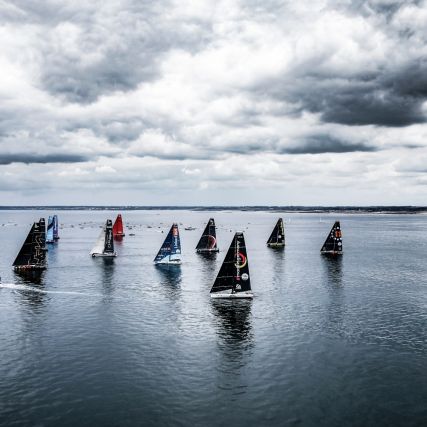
[0,154,89,165]
[0,0,427,204]
[283,135,377,155]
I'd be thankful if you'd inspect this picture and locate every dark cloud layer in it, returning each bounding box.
[0,154,89,165]
[283,135,376,155]
[262,61,427,128]
[245,1,427,128]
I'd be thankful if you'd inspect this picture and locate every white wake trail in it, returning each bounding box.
[0,283,101,297]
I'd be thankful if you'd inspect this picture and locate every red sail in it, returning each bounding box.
[113,214,125,237]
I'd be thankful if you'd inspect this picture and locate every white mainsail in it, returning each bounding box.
[90,229,105,256]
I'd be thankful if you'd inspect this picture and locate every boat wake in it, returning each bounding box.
[0,283,101,297]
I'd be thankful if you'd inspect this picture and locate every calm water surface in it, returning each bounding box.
[0,210,426,426]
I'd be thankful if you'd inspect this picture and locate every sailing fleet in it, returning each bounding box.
[9,214,343,299]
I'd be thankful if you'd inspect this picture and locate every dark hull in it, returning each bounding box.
[267,242,285,248]
[13,265,47,271]
[196,248,219,253]
[321,250,343,256]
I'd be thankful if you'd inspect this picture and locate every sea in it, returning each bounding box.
[0,209,426,427]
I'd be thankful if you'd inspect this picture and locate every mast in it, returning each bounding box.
[196,218,219,252]
[154,223,181,264]
[210,232,252,298]
[13,218,47,270]
[53,214,59,240]
[113,214,125,238]
[267,218,285,247]
[320,221,343,255]
[46,216,54,243]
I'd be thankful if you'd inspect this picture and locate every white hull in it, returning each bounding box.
[320,250,343,255]
[210,291,253,299]
[154,260,181,265]
[91,252,117,258]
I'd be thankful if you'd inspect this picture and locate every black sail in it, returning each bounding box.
[210,232,251,294]
[196,218,218,252]
[13,218,47,269]
[320,221,343,254]
[104,219,115,254]
[267,218,285,246]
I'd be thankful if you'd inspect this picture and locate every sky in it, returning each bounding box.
[0,0,427,205]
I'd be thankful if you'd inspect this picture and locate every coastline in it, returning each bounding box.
[0,206,426,214]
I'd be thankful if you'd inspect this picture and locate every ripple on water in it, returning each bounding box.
[0,211,426,426]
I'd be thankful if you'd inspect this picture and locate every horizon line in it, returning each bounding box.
[0,205,426,210]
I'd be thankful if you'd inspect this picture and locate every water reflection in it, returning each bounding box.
[211,300,253,347]
[321,255,343,289]
[14,270,46,286]
[211,301,253,395]
[98,258,116,295]
[13,270,46,308]
[155,265,182,298]
[197,251,218,262]
[321,256,345,333]
[269,245,285,271]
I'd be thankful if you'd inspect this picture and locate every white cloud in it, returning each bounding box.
[0,0,426,204]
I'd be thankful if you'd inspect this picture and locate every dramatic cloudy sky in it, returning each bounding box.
[1,0,427,205]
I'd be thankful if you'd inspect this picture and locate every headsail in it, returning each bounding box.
[267,218,285,247]
[113,214,125,238]
[46,216,54,243]
[196,218,219,252]
[210,232,252,298]
[53,215,59,240]
[90,230,105,256]
[320,221,343,255]
[90,219,117,257]
[154,223,181,264]
[13,218,47,270]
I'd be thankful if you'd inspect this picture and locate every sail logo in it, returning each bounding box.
[207,235,216,249]
[106,231,113,249]
[234,252,247,269]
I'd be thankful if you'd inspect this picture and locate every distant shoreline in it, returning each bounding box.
[0,206,426,214]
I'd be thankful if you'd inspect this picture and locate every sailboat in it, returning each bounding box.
[210,232,253,299]
[46,216,54,243]
[90,219,117,257]
[267,218,285,247]
[320,221,343,255]
[113,214,125,238]
[154,223,181,264]
[196,218,219,253]
[53,214,59,240]
[13,218,47,270]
